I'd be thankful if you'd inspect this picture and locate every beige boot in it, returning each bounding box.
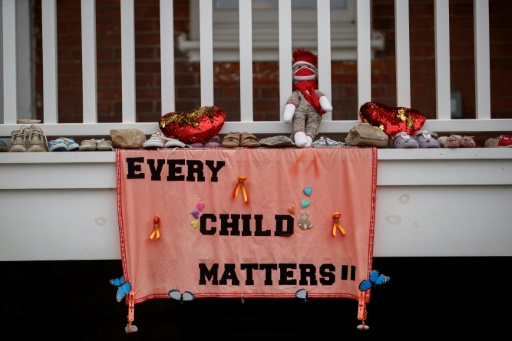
[8,126,31,152]
[26,125,48,152]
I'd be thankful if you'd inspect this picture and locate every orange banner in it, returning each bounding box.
[116,148,377,304]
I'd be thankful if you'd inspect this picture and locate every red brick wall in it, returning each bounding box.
[33,0,512,124]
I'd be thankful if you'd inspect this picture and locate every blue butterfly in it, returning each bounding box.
[295,288,308,302]
[359,270,390,292]
[109,276,131,302]
[168,289,195,303]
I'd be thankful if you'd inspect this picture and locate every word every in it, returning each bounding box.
[125,157,225,182]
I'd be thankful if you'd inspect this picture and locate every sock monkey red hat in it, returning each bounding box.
[283,48,333,147]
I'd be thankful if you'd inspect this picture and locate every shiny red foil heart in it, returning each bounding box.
[359,101,426,137]
[159,106,226,144]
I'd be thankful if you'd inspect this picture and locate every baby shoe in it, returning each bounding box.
[240,132,261,148]
[143,132,166,149]
[312,135,346,147]
[438,135,460,148]
[484,134,512,148]
[79,139,97,151]
[0,140,8,152]
[459,136,476,148]
[63,137,79,151]
[413,130,440,148]
[49,138,68,151]
[96,139,114,151]
[498,134,512,147]
[222,132,241,148]
[391,132,419,148]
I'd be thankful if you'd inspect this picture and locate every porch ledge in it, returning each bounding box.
[1,148,511,189]
[1,148,511,260]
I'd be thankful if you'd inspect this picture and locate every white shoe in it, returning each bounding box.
[143,132,166,149]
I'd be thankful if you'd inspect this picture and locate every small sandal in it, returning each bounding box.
[459,136,476,148]
[438,135,460,148]
[240,132,261,148]
[391,132,419,148]
[312,135,345,147]
[413,130,440,148]
[222,132,240,148]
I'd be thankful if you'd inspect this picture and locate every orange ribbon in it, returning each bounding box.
[232,176,249,204]
[150,215,161,240]
[332,212,346,237]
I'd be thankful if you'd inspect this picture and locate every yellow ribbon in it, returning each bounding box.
[332,212,346,237]
[150,215,161,240]
[232,176,249,204]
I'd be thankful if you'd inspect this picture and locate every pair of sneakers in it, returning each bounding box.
[9,125,49,152]
[143,132,191,149]
[392,130,441,148]
[79,139,113,151]
[49,137,80,151]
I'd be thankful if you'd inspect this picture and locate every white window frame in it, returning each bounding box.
[178,0,384,62]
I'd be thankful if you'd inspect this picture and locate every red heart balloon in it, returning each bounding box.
[358,101,426,137]
[159,106,226,144]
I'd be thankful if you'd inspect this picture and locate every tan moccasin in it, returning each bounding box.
[240,132,261,148]
[222,132,240,148]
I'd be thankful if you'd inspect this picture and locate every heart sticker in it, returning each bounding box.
[190,220,199,229]
[191,210,200,219]
[288,205,296,215]
[197,203,205,212]
[301,199,310,208]
[303,187,312,196]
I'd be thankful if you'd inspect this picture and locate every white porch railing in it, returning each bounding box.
[0,1,511,261]
[1,0,511,136]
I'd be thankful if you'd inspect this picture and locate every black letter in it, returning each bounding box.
[319,264,336,285]
[199,214,216,235]
[298,264,318,285]
[205,160,226,182]
[199,263,219,285]
[186,160,206,182]
[240,263,258,285]
[126,157,145,179]
[254,215,271,236]
[259,264,278,285]
[219,264,240,285]
[167,159,186,181]
[275,215,294,236]
[278,263,297,285]
[146,159,165,180]
[219,214,241,236]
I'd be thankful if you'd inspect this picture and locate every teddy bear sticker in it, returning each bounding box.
[283,48,333,148]
[297,211,313,230]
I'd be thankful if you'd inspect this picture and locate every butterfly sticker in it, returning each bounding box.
[168,289,195,303]
[295,288,308,302]
[109,276,131,302]
[359,270,390,292]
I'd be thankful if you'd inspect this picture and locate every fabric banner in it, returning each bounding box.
[116,148,377,304]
